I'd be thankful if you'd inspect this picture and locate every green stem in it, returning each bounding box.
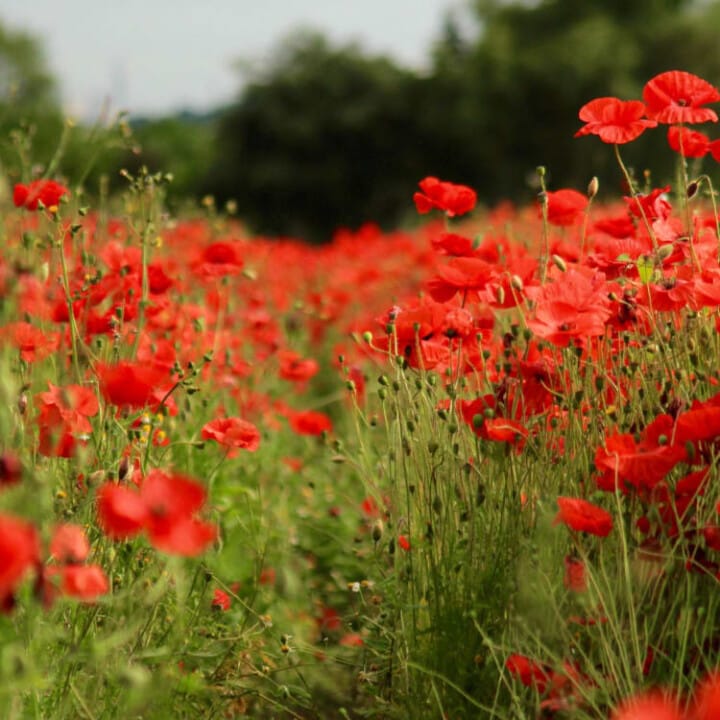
[614,144,657,251]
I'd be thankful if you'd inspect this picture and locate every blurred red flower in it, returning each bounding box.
[643,70,720,124]
[667,126,711,158]
[1,322,59,363]
[96,483,148,540]
[555,497,613,537]
[13,179,69,211]
[563,555,587,592]
[96,361,170,410]
[141,470,217,557]
[201,416,261,457]
[413,176,477,217]
[289,410,333,436]
[692,671,720,720]
[542,189,589,226]
[50,524,90,564]
[505,653,550,693]
[36,382,99,458]
[96,470,216,557]
[212,588,231,611]
[55,564,109,602]
[277,350,319,382]
[0,514,40,609]
[575,97,657,144]
[611,690,683,720]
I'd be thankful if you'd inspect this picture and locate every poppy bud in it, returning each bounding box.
[687,180,699,199]
[551,254,567,272]
[587,176,599,199]
[372,519,384,544]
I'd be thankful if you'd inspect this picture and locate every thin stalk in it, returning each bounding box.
[614,144,657,251]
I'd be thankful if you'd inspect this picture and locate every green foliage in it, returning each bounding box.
[0,22,63,184]
[203,31,438,242]
[107,114,217,202]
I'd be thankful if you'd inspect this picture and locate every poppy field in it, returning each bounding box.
[5,69,720,719]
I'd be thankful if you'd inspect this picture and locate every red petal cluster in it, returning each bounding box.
[201,416,261,457]
[575,97,657,144]
[643,70,720,124]
[554,497,613,537]
[413,176,477,217]
[96,470,217,557]
[13,179,69,211]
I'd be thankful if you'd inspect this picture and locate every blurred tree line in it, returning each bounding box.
[4,0,720,240]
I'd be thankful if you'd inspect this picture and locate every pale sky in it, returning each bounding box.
[0,0,468,119]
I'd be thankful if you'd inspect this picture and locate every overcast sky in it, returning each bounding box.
[1,0,467,119]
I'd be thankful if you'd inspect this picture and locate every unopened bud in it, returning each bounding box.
[510,274,524,292]
[687,180,699,199]
[551,254,567,272]
[587,176,599,199]
[372,519,384,543]
[118,456,130,481]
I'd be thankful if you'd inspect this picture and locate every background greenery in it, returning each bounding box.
[3,0,720,239]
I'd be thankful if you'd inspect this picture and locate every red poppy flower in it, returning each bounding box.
[96,483,148,540]
[141,470,217,557]
[667,126,711,158]
[192,241,244,278]
[96,361,171,410]
[339,632,364,647]
[692,671,720,720]
[594,415,686,493]
[624,186,672,222]
[563,555,587,592]
[542,189,589,226]
[554,497,613,537]
[2,322,60,363]
[526,269,612,348]
[36,382,99,458]
[13,179,69,211]
[611,690,683,720]
[430,232,475,256]
[505,653,550,693]
[212,588,231,611]
[201,416,261,457]
[289,410,333,436]
[0,514,40,607]
[459,395,528,446]
[50,524,90,564]
[97,471,216,556]
[413,176,477,217]
[54,564,109,602]
[427,256,497,303]
[277,350,319,382]
[643,70,720,124]
[575,97,657,144]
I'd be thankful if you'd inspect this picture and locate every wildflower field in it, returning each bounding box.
[5,70,720,719]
